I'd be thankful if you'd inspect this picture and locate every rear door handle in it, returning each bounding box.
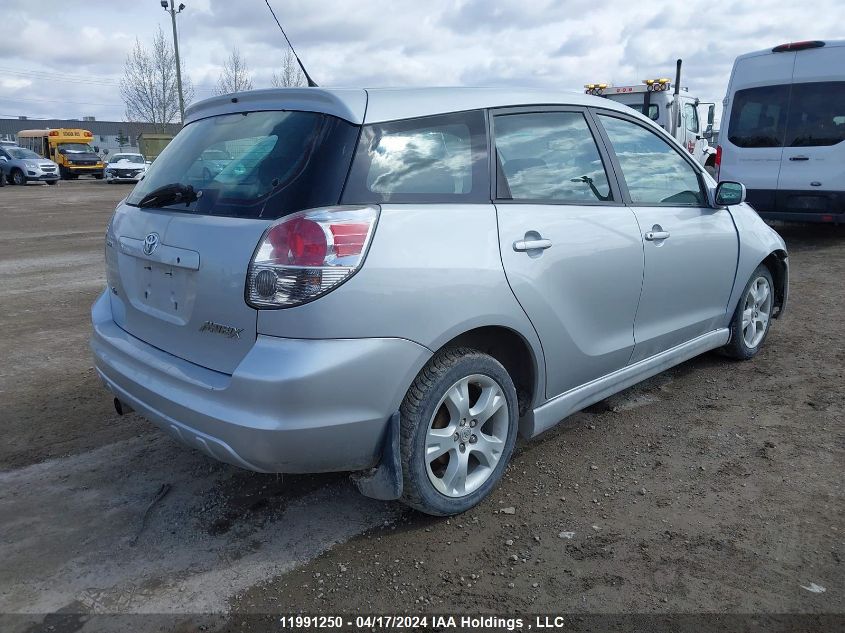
[513,239,552,252]
[644,230,671,241]
[789,155,810,161]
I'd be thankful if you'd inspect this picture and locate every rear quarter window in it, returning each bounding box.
[342,110,489,204]
[728,85,790,147]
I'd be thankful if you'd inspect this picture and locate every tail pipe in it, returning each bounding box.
[114,397,134,416]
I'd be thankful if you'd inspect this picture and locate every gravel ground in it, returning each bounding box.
[0,181,841,630]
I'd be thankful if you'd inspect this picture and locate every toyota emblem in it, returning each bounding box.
[143,232,160,256]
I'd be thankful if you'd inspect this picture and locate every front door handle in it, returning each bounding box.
[789,155,810,161]
[644,230,671,241]
[513,238,552,252]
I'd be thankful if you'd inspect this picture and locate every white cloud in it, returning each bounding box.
[0,77,32,90]
[0,0,842,120]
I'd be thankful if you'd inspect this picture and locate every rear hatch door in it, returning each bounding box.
[104,105,362,374]
[776,46,845,215]
[107,204,268,375]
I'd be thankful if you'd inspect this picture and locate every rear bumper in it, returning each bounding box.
[90,290,431,473]
[757,211,845,224]
[747,188,845,224]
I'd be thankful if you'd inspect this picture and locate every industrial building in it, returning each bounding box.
[0,117,181,156]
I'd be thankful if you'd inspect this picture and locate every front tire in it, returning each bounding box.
[399,347,519,516]
[722,264,775,360]
[46,180,57,186]
[11,169,25,186]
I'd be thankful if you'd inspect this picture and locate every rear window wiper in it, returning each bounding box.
[137,183,201,208]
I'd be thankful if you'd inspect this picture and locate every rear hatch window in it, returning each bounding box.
[728,82,845,148]
[126,110,359,219]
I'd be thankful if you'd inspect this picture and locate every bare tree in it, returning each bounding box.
[271,49,306,88]
[215,48,254,95]
[120,27,194,131]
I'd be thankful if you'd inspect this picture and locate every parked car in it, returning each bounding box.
[718,39,845,223]
[0,139,17,149]
[186,147,233,183]
[92,87,788,516]
[0,146,59,185]
[104,153,148,183]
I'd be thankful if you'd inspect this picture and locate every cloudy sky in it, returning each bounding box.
[0,0,842,122]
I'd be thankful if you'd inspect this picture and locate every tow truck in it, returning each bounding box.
[585,60,718,173]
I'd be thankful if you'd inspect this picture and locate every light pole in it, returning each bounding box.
[161,0,186,124]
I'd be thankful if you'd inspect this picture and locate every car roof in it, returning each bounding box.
[185,86,642,126]
[733,39,845,63]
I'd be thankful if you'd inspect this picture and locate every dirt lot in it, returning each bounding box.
[0,181,842,630]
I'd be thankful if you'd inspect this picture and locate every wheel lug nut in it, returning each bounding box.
[453,432,459,441]
[469,435,477,444]
[470,419,477,427]
[460,419,466,427]
[459,443,466,452]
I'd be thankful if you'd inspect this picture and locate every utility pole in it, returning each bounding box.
[162,0,186,124]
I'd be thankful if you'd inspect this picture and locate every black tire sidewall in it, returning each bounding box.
[403,351,519,516]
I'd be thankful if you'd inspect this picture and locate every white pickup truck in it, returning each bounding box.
[585,60,718,172]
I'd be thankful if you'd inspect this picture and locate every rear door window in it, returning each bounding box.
[728,85,790,147]
[493,111,612,203]
[784,81,845,147]
[598,114,705,206]
[342,110,488,204]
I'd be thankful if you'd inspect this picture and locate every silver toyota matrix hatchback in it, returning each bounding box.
[92,87,788,515]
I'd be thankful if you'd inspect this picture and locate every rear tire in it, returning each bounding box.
[399,347,519,516]
[721,264,774,360]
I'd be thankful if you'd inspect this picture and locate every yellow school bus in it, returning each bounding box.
[16,128,105,179]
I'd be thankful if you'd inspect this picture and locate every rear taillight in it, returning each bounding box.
[715,144,722,181]
[247,205,379,308]
[772,40,825,53]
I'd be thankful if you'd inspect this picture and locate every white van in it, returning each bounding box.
[718,40,845,223]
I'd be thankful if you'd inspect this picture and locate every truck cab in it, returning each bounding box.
[586,80,717,171]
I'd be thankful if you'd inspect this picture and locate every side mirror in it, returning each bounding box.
[715,181,746,206]
[0,156,7,162]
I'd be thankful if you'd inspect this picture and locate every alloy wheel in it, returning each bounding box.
[425,374,509,498]
[741,276,772,348]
